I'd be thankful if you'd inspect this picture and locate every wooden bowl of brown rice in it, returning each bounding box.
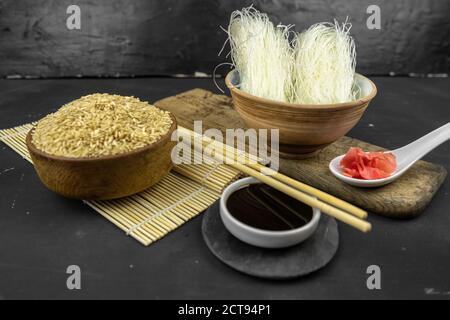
[26,93,177,200]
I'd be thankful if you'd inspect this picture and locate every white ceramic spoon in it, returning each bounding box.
[329,123,450,187]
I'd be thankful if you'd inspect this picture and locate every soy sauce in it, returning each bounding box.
[226,184,313,231]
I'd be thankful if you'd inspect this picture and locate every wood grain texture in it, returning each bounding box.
[226,71,377,158]
[0,0,449,77]
[25,115,177,200]
[155,88,447,218]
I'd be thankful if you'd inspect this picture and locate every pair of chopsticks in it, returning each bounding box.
[176,126,371,233]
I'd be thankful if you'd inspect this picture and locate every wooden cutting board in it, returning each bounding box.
[155,89,447,218]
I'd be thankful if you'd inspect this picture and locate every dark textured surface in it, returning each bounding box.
[0,77,449,299]
[0,0,449,77]
[154,88,447,218]
[202,201,339,279]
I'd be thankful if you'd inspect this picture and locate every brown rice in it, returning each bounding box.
[32,93,173,158]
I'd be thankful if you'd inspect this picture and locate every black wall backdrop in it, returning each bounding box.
[0,0,449,78]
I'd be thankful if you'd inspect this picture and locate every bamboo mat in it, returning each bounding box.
[0,123,241,246]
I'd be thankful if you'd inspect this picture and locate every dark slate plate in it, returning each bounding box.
[202,201,339,280]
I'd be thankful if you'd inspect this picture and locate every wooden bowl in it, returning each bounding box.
[225,70,377,159]
[26,114,177,200]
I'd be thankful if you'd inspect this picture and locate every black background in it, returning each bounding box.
[0,0,449,300]
[0,77,449,299]
[0,0,449,78]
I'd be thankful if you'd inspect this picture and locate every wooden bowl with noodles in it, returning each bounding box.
[225,69,377,159]
[26,95,177,200]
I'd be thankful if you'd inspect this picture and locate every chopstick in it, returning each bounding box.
[177,126,368,220]
[227,160,371,233]
[247,162,368,219]
[176,126,371,233]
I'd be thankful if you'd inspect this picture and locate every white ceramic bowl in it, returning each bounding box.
[220,177,321,249]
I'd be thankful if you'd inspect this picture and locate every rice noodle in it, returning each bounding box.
[222,7,358,104]
[292,20,357,104]
[226,6,294,102]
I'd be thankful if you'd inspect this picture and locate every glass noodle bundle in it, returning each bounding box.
[225,6,294,102]
[292,21,358,104]
[222,6,358,105]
